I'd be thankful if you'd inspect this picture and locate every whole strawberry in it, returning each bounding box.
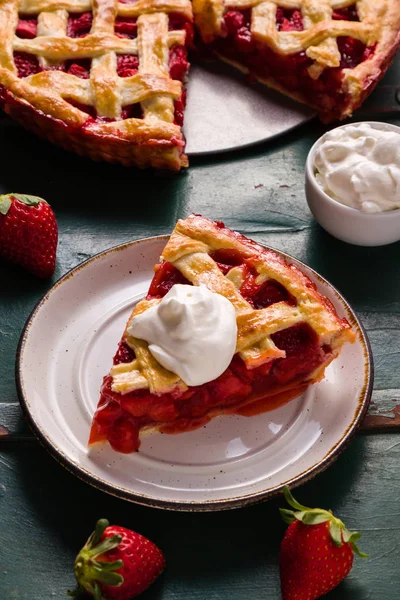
[0,193,58,278]
[279,487,367,600]
[70,519,165,600]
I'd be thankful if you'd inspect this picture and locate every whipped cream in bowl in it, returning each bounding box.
[127,284,238,386]
[305,122,400,246]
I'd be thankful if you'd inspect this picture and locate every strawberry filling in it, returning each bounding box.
[15,18,37,39]
[90,224,333,453]
[67,12,93,38]
[209,5,375,119]
[13,13,191,130]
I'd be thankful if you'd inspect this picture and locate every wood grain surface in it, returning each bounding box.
[0,55,400,600]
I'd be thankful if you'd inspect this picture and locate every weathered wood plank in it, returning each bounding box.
[1,435,400,599]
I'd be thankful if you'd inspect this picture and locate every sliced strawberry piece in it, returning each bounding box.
[16,19,37,39]
[114,18,137,38]
[113,341,135,365]
[332,6,359,21]
[67,12,93,38]
[235,26,253,53]
[117,55,139,77]
[252,279,297,309]
[107,417,140,453]
[147,261,191,299]
[148,401,179,422]
[93,396,123,426]
[224,10,245,36]
[14,52,40,78]
[174,89,187,126]
[169,45,189,81]
[209,369,252,406]
[121,393,154,418]
[337,36,366,69]
[67,62,90,79]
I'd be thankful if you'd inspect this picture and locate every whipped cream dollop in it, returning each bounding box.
[127,284,237,386]
[314,124,400,213]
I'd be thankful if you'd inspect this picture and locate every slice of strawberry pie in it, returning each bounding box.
[89,215,355,454]
[193,0,400,122]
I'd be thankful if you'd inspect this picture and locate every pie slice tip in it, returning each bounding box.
[89,214,356,454]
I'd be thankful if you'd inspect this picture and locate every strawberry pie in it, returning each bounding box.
[0,0,193,170]
[193,0,400,123]
[89,215,355,454]
[0,0,399,168]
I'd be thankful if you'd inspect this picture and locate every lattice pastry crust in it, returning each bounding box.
[111,215,355,397]
[193,0,400,122]
[0,0,193,169]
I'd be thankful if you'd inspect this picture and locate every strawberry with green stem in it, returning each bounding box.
[0,193,58,278]
[70,518,165,600]
[279,486,368,600]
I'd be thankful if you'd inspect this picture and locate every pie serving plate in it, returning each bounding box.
[16,235,372,511]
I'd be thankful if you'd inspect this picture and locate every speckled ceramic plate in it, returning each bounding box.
[17,236,372,511]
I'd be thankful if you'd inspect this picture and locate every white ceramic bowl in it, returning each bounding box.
[305,121,400,246]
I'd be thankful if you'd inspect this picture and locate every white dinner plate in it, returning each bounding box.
[17,236,372,511]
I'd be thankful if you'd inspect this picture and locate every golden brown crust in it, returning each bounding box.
[115,215,355,396]
[193,0,400,121]
[0,0,192,169]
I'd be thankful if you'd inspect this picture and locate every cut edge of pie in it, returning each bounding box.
[193,0,400,123]
[89,214,356,454]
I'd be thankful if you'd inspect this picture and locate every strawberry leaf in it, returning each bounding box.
[92,568,123,587]
[11,193,47,206]
[329,521,343,547]
[344,530,369,557]
[280,508,296,525]
[92,519,109,545]
[299,511,331,525]
[0,195,11,215]
[93,582,103,600]
[351,542,369,559]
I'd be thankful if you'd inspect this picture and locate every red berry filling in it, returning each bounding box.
[14,52,40,78]
[121,103,143,120]
[114,340,136,365]
[169,45,189,81]
[147,261,191,299]
[213,9,376,118]
[67,12,93,38]
[337,36,367,69]
[117,54,139,77]
[90,234,333,452]
[174,89,186,126]
[275,8,304,32]
[16,18,37,39]
[332,6,359,21]
[66,59,91,78]
[13,13,189,128]
[169,13,194,47]
[114,17,137,39]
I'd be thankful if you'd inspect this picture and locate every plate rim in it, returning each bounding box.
[16,235,373,512]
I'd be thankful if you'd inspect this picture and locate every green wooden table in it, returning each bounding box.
[1,56,400,599]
